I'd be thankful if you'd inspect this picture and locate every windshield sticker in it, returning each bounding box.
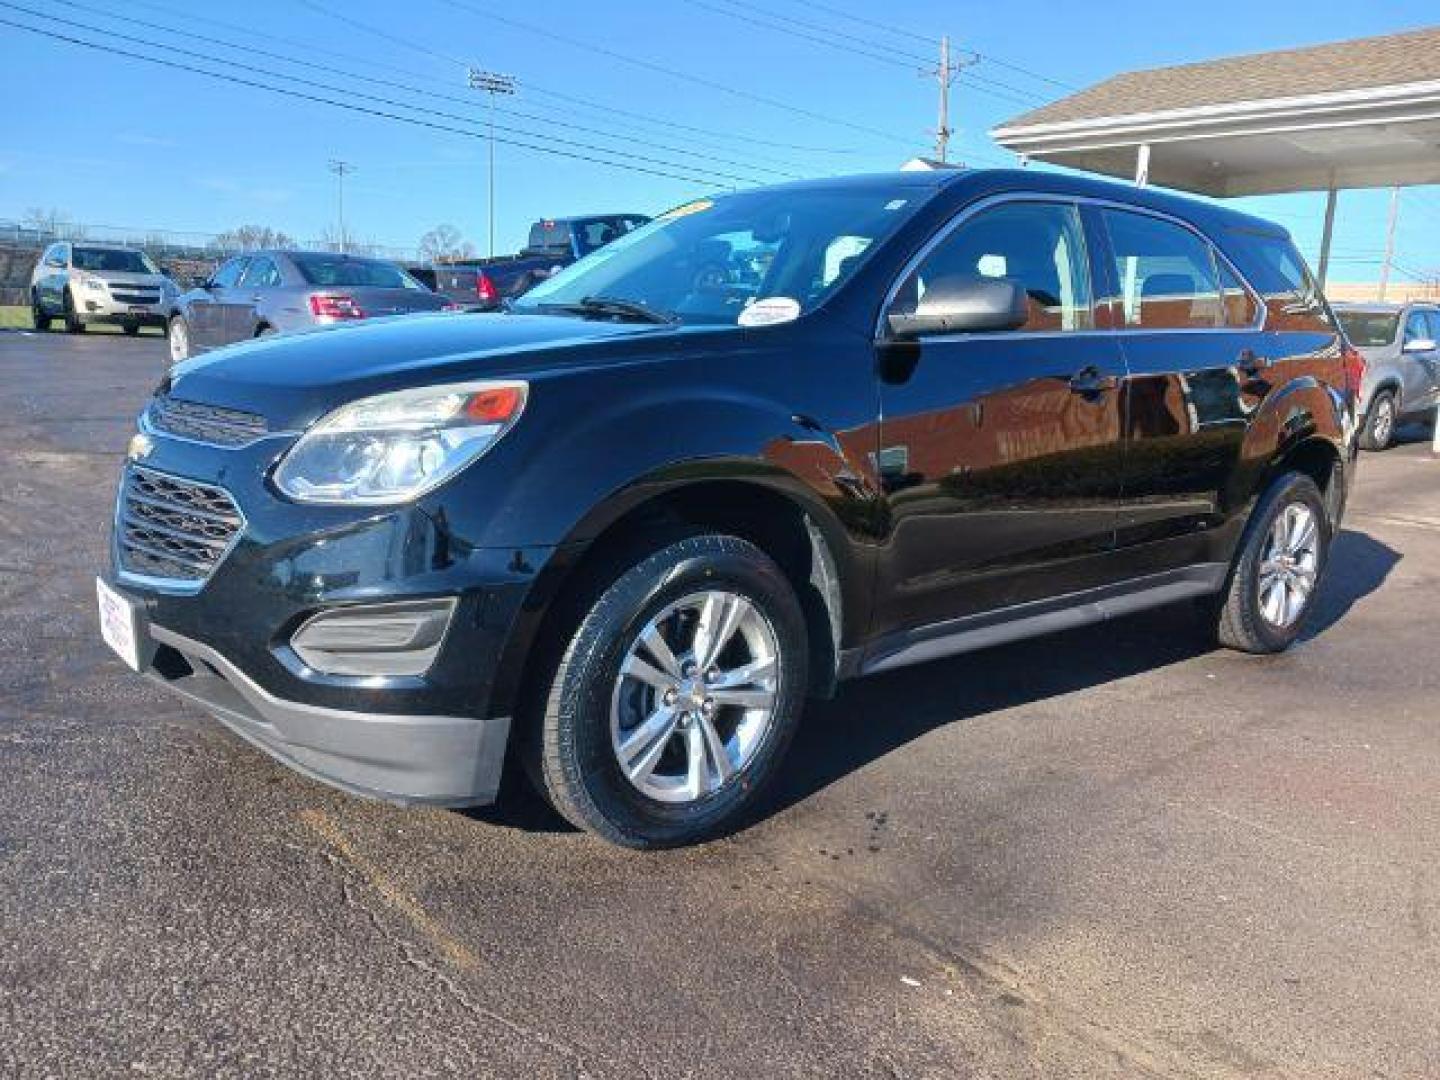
[737,296,801,328]
[659,199,714,220]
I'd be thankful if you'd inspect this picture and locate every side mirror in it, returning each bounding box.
[886,274,1029,339]
[1402,337,1437,354]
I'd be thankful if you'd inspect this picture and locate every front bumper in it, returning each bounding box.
[78,292,167,325]
[105,427,553,807]
[141,620,510,806]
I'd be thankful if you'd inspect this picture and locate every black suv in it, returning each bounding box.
[98,169,1361,848]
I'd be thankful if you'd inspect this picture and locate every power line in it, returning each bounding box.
[55,0,808,182]
[775,0,1082,93]
[2,4,774,188]
[430,0,920,148]
[0,14,754,190]
[111,0,855,158]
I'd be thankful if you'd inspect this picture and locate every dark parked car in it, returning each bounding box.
[433,214,650,310]
[98,169,1361,848]
[167,250,450,364]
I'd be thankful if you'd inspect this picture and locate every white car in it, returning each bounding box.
[30,242,178,335]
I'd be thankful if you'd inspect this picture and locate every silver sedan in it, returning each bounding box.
[167,250,450,364]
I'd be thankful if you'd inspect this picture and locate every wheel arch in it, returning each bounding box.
[486,467,858,724]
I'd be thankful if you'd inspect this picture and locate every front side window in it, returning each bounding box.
[893,200,1093,332]
[515,183,932,326]
[1404,311,1432,347]
[1102,210,1222,330]
[72,247,159,274]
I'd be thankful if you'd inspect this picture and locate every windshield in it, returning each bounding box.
[292,254,424,290]
[72,247,159,274]
[513,183,930,326]
[1337,310,1401,348]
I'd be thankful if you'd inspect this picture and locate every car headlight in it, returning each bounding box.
[272,380,527,505]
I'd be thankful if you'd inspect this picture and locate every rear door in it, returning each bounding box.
[872,197,1129,634]
[1094,206,1268,563]
[234,256,281,338]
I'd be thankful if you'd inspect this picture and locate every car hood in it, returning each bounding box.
[164,311,693,430]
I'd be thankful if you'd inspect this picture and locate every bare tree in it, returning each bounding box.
[21,207,84,240]
[418,223,475,264]
[211,224,296,252]
[317,226,379,256]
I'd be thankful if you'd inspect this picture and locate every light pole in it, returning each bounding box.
[328,159,354,253]
[467,69,516,258]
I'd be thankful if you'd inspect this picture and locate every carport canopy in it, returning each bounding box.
[989,27,1440,281]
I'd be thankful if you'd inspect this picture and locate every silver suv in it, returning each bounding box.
[30,243,177,335]
[1334,302,1440,450]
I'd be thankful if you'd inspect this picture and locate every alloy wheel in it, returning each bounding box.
[1372,396,1395,446]
[1256,503,1320,628]
[609,589,780,804]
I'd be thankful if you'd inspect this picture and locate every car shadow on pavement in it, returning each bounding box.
[468,528,1400,840]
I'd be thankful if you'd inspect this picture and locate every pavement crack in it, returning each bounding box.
[296,808,623,1080]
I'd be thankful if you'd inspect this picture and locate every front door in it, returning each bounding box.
[1401,309,1440,412]
[871,198,1128,638]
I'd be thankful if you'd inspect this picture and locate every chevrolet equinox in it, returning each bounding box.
[98,169,1361,848]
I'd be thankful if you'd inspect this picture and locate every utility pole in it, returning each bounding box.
[467,68,517,258]
[928,36,978,164]
[1378,185,1400,302]
[327,159,354,253]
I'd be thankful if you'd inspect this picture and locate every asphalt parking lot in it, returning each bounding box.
[3,327,1439,1078]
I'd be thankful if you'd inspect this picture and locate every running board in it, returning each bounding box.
[855,564,1228,677]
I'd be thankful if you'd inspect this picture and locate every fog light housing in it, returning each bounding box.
[290,598,456,677]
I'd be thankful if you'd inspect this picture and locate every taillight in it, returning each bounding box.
[309,294,365,321]
[1342,344,1366,401]
[475,272,498,305]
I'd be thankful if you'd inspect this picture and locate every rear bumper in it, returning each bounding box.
[143,622,510,807]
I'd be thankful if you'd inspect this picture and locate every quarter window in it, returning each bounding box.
[1216,256,1259,327]
[1404,311,1432,347]
[898,201,1093,332]
[1101,210,1222,330]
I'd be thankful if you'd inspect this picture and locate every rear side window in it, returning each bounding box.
[1404,311,1433,347]
[1226,230,1334,332]
[899,200,1093,332]
[239,257,281,288]
[1101,210,1222,330]
[211,258,248,288]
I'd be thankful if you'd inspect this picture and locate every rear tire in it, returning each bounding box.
[526,534,808,849]
[30,291,51,331]
[62,290,85,334]
[1214,472,1329,654]
[1360,389,1397,451]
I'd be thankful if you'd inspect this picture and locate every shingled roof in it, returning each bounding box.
[1002,25,1440,130]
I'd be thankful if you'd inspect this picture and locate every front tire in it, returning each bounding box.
[1215,472,1329,654]
[62,290,85,334]
[167,316,191,365]
[528,534,808,849]
[30,291,51,331]
[1360,389,1397,451]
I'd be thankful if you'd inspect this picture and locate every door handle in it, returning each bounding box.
[1068,366,1118,395]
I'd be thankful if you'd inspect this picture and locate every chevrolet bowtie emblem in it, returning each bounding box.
[127,432,154,461]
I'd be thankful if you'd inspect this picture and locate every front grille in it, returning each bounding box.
[147,395,268,447]
[113,291,160,304]
[117,466,243,583]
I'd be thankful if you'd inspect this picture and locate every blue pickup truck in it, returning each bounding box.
[434,213,650,310]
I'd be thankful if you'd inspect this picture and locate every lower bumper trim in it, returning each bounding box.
[147,624,508,808]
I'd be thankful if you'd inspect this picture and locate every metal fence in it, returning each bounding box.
[0,220,421,263]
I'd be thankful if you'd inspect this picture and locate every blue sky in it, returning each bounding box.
[1,0,1437,284]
